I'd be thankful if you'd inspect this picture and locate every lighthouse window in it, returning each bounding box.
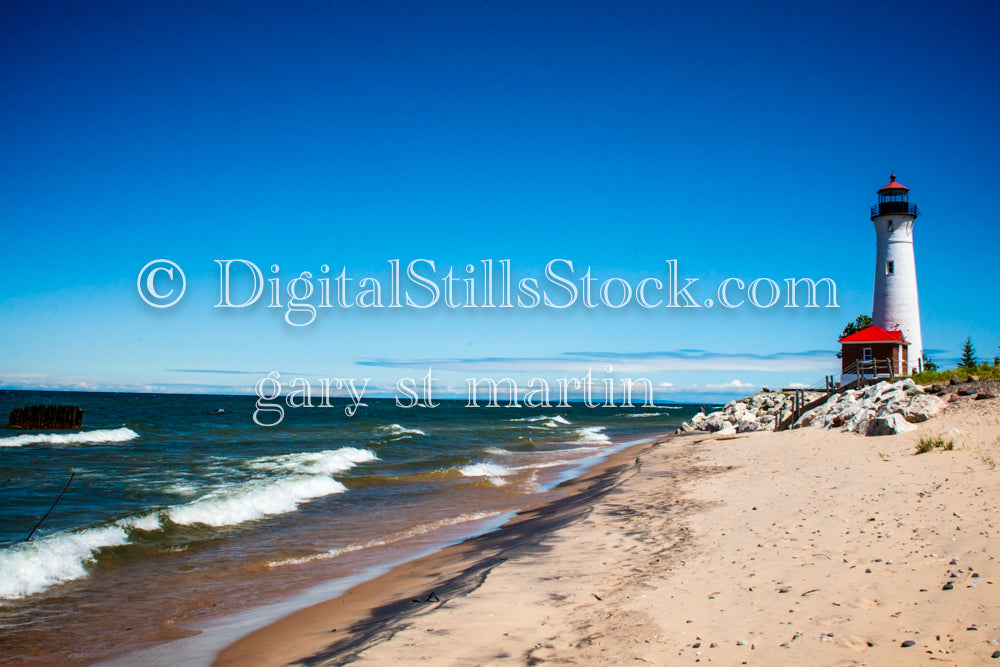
[886,260,894,275]
[887,220,894,232]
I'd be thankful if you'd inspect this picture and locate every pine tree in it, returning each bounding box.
[836,315,873,358]
[840,314,872,338]
[922,353,938,373]
[959,337,977,368]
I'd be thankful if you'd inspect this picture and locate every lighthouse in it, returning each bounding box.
[870,174,923,373]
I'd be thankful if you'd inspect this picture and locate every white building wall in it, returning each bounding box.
[871,213,923,373]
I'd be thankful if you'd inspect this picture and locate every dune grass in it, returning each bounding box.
[912,363,1000,385]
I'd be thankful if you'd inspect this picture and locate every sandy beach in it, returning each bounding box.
[218,395,1000,666]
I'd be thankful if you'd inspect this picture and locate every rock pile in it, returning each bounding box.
[924,377,999,403]
[792,379,945,436]
[680,379,950,438]
[679,390,826,436]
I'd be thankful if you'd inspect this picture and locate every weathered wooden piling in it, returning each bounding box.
[8,405,83,429]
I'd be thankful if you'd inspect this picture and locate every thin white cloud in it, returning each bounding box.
[359,349,836,375]
[659,382,756,395]
[717,379,754,388]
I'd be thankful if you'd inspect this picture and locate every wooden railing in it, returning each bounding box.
[841,358,897,387]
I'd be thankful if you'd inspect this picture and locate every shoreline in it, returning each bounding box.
[214,433,696,666]
[2,397,692,666]
[218,396,1000,666]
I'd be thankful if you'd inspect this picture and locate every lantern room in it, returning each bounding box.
[871,174,919,219]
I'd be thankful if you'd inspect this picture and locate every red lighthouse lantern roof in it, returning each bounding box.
[878,173,910,195]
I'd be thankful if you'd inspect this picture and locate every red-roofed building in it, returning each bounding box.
[839,325,910,386]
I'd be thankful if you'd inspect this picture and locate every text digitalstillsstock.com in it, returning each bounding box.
[138,258,839,324]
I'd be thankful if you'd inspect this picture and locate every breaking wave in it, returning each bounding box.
[459,462,513,486]
[0,427,139,448]
[0,446,377,599]
[568,426,611,444]
[248,447,378,475]
[0,525,130,600]
[376,424,426,439]
[165,475,348,527]
[506,415,571,425]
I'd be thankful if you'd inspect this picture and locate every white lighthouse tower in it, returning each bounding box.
[870,174,923,373]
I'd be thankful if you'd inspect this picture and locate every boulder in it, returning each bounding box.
[900,393,946,423]
[794,411,818,428]
[865,413,917,436]
[974,391,996,400]
[881,389,909,415]
[949,374,961,385]
[702,412,729,432]
[840,405,874,433]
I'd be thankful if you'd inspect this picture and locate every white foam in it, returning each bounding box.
[249,447,378,475]
[265,511,503,568]
[377,424,426,438]
[568,426,611,444]
[622,412,663,418]
[0,446,371,599]
[166,475,347,528]
[459,463,513,479]
[459,463,514,485]
[506,415,571,425]
[0,525,130,600]
[0,427,139,448]
[268,539,378,567]
[512,459,576,471]
[164,483,199,497]
[116,513,163,533]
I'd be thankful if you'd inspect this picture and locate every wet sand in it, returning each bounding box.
[218,396,1000,666]
[214,435,689,665]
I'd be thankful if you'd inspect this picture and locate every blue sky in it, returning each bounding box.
[2,1,998,403]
